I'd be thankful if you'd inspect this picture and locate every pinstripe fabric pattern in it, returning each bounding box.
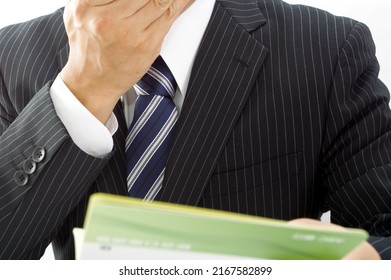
[1,0,391,259]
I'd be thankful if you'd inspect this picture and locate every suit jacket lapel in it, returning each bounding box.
[161,0,269,205]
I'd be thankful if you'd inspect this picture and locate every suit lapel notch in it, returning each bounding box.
[218,0,267,32]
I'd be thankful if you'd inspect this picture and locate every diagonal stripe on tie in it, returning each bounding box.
[127,108,178,189]
[125,56,178,200]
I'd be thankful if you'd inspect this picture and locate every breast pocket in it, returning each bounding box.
[200,152,303,216]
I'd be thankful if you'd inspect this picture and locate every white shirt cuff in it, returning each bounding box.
[50,75,118,158]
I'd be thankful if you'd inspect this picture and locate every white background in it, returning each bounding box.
[0,0,389,260]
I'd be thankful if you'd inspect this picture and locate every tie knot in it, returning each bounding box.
[135,56,177,99]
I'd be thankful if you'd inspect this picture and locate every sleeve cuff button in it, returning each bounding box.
[14,170,28,186]
[32,147,46,163]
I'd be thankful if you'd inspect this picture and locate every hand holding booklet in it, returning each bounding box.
[73,193,367,260]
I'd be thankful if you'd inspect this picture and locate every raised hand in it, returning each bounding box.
[60,0,193,123]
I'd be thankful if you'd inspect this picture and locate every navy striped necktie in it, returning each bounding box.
[125,56,178,200]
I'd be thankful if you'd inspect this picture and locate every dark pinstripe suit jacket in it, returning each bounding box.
[1,0,391,260]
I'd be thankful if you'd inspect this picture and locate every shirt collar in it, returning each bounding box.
[160,0,215,96]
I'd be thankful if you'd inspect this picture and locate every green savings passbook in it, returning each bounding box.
[74,193,368,260]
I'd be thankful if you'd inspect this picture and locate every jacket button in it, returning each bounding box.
[23,158,37,175]
[32,147,46,163]
[14,170,28,186]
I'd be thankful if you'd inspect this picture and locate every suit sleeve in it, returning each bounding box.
[0,14,113,259]
[320,22,391,259]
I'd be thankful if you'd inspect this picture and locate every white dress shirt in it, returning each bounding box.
[50,0,215,157]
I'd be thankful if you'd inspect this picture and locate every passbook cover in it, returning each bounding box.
[74,193,368,260]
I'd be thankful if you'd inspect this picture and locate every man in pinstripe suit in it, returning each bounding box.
[1,0,391,259]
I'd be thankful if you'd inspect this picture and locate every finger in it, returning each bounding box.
[149,0,194,25]
[136,0,192,32]
[81,0,116,7]
[89,0,150,18]
[342,241,381,260]
[82,0,152,12]
[153,0,173,9]
[129,0,174,31]
[140,0,193,51]
[66,0,117,20]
